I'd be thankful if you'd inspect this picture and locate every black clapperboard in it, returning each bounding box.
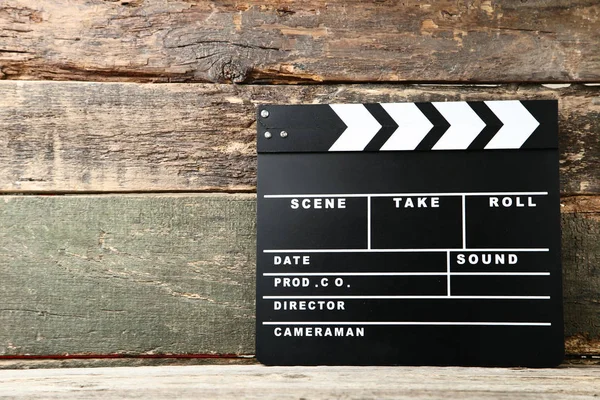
[256,100,563,366]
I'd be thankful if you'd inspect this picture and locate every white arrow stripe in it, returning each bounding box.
[431,102,486,150]
[328,104,382,151]
[379,103,434,150]
[484,101,540,149]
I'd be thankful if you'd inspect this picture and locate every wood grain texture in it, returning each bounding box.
[0,194,256,356]
[563,196,600,354]
[0,194,598,356]
[2,365,600,399]
[0,357,257,370]
[0,0,599,83]
[0,81,598,194]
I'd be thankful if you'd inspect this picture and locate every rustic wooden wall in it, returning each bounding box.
[0,0,598,359]
[1,0,599,83]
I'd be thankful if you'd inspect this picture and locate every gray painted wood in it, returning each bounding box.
[0,81,598,194]
[1,365,599,399]
[0,1,599,83]
[0,194,256,356]
[0,194,598,356]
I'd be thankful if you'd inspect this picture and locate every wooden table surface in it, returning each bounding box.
[1,364,599,399]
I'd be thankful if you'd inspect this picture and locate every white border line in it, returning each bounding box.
[462,194,467,249]
[267,272,447,276]
[263,321,551,327]
[264,295,550,300]
[264,191,548,198]
[264,272,550,276]
[446,251,451,296]
[367,195,371,250]
[263,248,550,253]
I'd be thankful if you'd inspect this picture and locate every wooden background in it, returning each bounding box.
[0,0,598,359]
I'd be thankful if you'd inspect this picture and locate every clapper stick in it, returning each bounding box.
[256,100,563,367]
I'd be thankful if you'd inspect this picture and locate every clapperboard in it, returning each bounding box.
[256,100,563,366]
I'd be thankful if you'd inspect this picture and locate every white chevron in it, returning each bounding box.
[379,103,434,150]
[328,104,382,151]
[484,101,540,149]
[431,102,486,150]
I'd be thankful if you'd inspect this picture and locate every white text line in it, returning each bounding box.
[263,272,550,277]
[263,321,551,327]
[263,248,550,254]
[265,191,548,199]
[264,295,550,300]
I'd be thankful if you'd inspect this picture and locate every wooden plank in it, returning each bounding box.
[0,357,257,370]
[0,358,594,370]
[0,1,599,83]
[0,194,598,356]
[1,365,600,399]
[0,81,598,194]
[563,196,600,355]
[0,194,257,356]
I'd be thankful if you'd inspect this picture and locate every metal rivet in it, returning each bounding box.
[260,110,269,118]
[280,131,288,138]
[264,131,272,139]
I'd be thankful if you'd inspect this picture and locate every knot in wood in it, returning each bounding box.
[219,60,249,83]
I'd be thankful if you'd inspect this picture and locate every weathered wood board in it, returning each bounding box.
[0,358,258,370]
[0,81,598,194]
[2,365,600,399]
[563,197,600,355]
[0,194,256,356]
[0,194,598,356]
[0,0,599,83]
